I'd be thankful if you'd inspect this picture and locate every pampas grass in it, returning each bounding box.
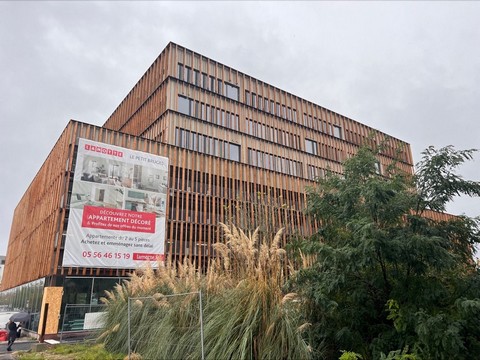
[100,223,311,359]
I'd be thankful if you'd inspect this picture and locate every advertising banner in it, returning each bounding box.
[63,138,169,268]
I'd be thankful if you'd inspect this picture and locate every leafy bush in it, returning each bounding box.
[292,145,480,359]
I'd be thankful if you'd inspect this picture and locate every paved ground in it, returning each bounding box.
[0,312,93,359]
[0,338,37,359]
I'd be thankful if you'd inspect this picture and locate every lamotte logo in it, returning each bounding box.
[85,144,123,157]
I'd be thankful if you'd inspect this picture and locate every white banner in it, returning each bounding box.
[63,138,169,268]
[84,312,106,330]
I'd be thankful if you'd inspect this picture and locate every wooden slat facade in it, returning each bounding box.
[2,42,415,291]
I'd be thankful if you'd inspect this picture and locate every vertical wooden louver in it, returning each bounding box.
[2,42,417,291]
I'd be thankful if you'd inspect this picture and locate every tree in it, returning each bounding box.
[291,145,480,359]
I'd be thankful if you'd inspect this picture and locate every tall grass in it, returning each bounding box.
[100,223,311,359]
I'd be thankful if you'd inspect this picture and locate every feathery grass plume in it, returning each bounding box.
[115,283,126,302]
[297,322,312,333]
[97,322,120,341]
[152,298,170,308]
[123,352,142,360]
[152,292,164,300]
[212,242,231,271]
[97,328,110,341]
[282,292,298,304]
[202,223,310,359]
[104,289,116,303]
[101,222,311,359]
[300,250,317,268]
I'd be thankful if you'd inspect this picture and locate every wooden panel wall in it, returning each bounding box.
[37,286,63,336]
[98,41,416,272]
[103,43,173,133]
[102,42,414,172]
[3,41,417,291]
[2,125,73,290]
[2,122,172,290]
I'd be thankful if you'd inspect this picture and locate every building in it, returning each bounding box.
[0,42,413,338]
[0,255,5,286]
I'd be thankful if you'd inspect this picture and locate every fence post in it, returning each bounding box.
[199,290,205,360]
[127,297,131,360]
[59,304,68,343]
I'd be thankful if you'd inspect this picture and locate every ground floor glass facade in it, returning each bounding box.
[0,275,126,334]
[0,278,45,332]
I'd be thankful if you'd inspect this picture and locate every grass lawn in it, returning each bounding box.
[16,343,125,360]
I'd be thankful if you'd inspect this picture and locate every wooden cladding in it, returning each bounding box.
[103,44,172,133]
[3,42,416,291]
[2,122,169,290]
[3,120,317,290]
[103,41,414,168]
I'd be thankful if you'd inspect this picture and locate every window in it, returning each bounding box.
[257,151,263,167]
[202,73,208,89]
[194,101,200,118]
[234,115,239,130]
[313,117,319,131]
[229,143,240,162]
[178,95,192,115]
[210,76,215,92]
[226,112,231,128]
[248,147,303,176]
[245,90,250,105]
[185,130,191,149]
[217,79,223,95]
[375,161,382,175]
[194,70,200,86]
[307,165,323,180]
[185,66,191,83]
[252,93,257,107]
[248,148,257,166]
[246,118,252,135]
[206,105,211,121]
[175,128,182,146]
[308,165,314,180]
[323,121,329,134]
[225,82,239,101]
[198,134,205,153]
[305,138,318,155]
[333,125,342,139]
[177,63,184,81]
[176,127,239,163]
[265,153,271,169]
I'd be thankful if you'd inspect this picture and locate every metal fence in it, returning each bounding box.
[59,303,107,342]
[127,291,204,360]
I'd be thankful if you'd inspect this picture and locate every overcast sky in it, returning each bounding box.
[1,2,479,256]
